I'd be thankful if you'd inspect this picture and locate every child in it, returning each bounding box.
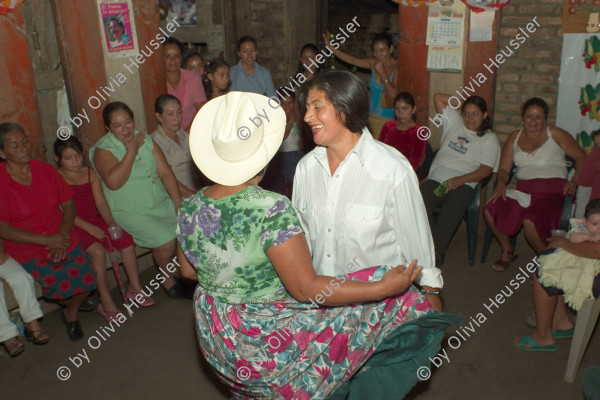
[378,92,427,171]
[54,136,154,322]
[592,129,600,148]
[568,199,600,243]
[184,52,205,78]
[205,58,230,100]
[536,199,600,310]
[0,239,48,357]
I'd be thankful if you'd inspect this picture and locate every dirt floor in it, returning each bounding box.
[1,224,598,399]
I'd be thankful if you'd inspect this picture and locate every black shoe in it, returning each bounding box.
[61,310,83,341]
[162,283,183,299]
[58,296,95,312]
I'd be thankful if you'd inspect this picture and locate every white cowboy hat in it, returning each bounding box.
[189,91,285,186]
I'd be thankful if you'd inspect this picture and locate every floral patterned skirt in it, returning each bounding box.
[193,266,457,399]
[21,244,96,300]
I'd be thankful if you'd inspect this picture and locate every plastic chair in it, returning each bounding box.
[432,178,489,266]
[480,156,575,263]
[564,296,600,382]
[416,143,434,182]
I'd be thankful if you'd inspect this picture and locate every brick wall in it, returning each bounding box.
[493,0,564,142]
[247,0,288,86]
[232,0,318,88]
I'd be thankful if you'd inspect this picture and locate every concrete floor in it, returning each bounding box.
[1,224,598,399]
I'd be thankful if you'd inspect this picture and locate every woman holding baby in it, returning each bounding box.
[484,97,585,272]
[515,198,600,351]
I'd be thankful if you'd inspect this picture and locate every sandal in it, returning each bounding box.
[514,335,557,352]
[492,249,517,272]
[98,304,124,323]
[2,337,25,358]
[25,328,49,345]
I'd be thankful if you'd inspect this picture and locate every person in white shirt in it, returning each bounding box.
[293,70,443,310]
[421,93,500,268]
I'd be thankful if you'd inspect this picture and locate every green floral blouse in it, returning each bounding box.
[176,186,303,304]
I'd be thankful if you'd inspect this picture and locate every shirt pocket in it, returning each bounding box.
[344,204,383,245]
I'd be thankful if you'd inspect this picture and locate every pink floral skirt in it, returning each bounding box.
[192,266,437,399]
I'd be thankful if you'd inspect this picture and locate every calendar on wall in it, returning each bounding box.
[426,17,464,46]
[426,0,466,72]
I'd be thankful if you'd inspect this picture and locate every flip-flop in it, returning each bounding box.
[553,329,574,339]
[514,335,558,352]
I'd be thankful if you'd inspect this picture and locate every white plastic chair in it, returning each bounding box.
[564,296,600,382]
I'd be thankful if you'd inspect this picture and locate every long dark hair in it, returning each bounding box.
[54,135,84,167]
[371,32,393,49]
[205,58,230,100]
[296,43,319,77]
[394,92,416,122]
[462,96,491,137]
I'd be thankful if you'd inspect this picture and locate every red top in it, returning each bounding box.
[71,167,100,223]
[0,159,78,263]
[379,122,427,170]
[577,146,600,201]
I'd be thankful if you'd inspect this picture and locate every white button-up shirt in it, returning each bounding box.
[292,129,443,288]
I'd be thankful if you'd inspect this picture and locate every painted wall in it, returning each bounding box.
[0,7,43,158]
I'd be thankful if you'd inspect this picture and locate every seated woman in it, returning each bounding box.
[379,92,427,170]
[515,199,600,351]
[0,123,96,341]
[325,32,398,139]
[54,136,153,322]
[151,94,201,197]
[421,94,500,267]
[90,102,183,298]
[1,240,48,357]
[178,92,458,399]
[164,37,207,132]
[484,97,585,272]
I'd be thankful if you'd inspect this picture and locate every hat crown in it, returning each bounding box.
[212,92,262,162]
[189,91,285,186]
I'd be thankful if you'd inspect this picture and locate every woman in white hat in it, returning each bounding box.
[177,91,459,399]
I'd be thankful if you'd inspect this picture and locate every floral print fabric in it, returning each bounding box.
[21,244,96,300]
[177,186,436,399]
[177,186,300,304]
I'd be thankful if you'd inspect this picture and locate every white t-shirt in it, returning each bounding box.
[428,107,500,188]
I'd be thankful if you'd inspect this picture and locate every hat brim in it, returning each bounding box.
[189,92,286,186]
